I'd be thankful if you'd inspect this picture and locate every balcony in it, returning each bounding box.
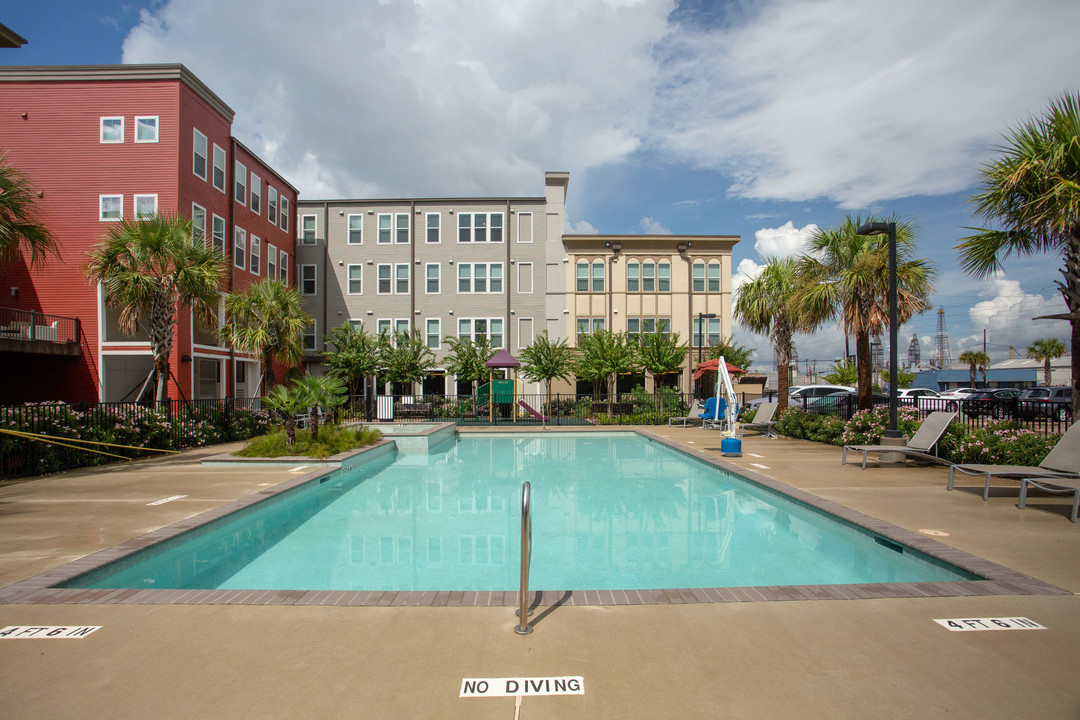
[0,307,81,356]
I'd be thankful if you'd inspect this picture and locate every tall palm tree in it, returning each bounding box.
[86,214,226,401]
[798,215,935,410]
[0,154,58,268]
[959,92,1080,417]
[734,257,817,413]
[218,279,309,393]
[958,349,991,388]
[1027,337,1066,386]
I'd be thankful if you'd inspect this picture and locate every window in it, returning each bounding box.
[100,117,123,143]
[395,319,410,337]
[692,261,705,292]
[234,228,246,269]
[134,116,158,143]
[627,318,670,340]
[300,264,316,295]
[658,261,671,292]
[279,197,289,232]
[396,213,409,243]
[347,265,363,294]
[250,174,261,214]
[212,144,226,192]
[426,319,441,349]
[302,320,316,351]
[377,319,392,337]
[641,261,655,292]
[347,213,365,245]
[627,261,640,292]
[211,215,225,253]
[267,186,277,222]
[708,261,721,292]
[458,318,503,348]
[267,243,276,279]
[279,250,288,282]
[592,261,605,292]
[426,213,440,243]
[300,215,317,244]
[191,204,206,245]
[517,318,533,349]
[694,317,721,347]
[458,263,502,293]
[457,212,503,242]
[378,214,392,244]
[99,194,122,221]
[192,129,208,179]
[395,263,410,294]
[250,236,261,275]
[517,262,533,294]
[134,194,157,219]
[426,263,440,294]
[377,264,392,294]
[234,161,247,204]
[576,261,589,292]
[517,212,533,243]
[576,318,605,340]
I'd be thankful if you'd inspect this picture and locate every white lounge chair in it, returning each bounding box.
[842,411,956,469]
[1018,475,1080,523]
[668,399,705,427]
[948,421,1080,500]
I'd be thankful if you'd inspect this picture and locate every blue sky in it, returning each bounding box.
[4,0,1078,371]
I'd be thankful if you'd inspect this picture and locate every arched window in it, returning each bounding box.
[642,261,655,292]
[592,260,605,292]
[708,261,721,292]
[692,261,706,292]
[626,261,640,292]
[658,261,671,292]
[576,261,589,292]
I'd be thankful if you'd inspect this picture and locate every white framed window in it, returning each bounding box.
[395,263,410,294]
[457,263,503,293]
[234,228,247,269]
[134,116,158,143]
[592,261,605,292]
[377,319,392,337]
[279,250,288,282]
[628,318,667,339]
[234,161,247,204]
[191,203,206,245]
[426,318,441,349]
[576,318,605,340]
[395,319,411,337]
[212,144,226,192]
[708,261,721,292]
[517,317,533,350]
[627,261,640,292]
[250,173,261,214]
[211,215,225,253]
[377,264,392,294]
[300,214,317,244]
[692,261,705,292]
[99,194,122,221]
[658,261,671,292]
[458,318,504,348]
[347,214,363,245]
[300,264,317,295]
[517,262,533,294]
[426,213,440,243]
[267,186,277,223]
[100,117,123,144]
[250,235,261,276]
[267,243,277,279]
[457,212,504,243]
[302,320,317,351]
[693,317,722,347]
[279,197,289,232]
[517,212,533,243]
[192,129,208,179]
[426,263,440,294]
[347,264,363,294]
[378,214,391,244]
[576,261,589,292]
[134,194,157,219]
[396,213,409,243]
[641,261,654,292]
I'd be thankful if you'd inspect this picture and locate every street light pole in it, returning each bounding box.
[856,221,900,439]
[697,312,717,399]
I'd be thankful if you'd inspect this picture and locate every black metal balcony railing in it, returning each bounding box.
[0,307,80,344]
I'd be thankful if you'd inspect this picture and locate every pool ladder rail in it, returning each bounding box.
[515,481,533,635]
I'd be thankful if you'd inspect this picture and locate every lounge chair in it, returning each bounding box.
[742,402,778,437]
[948,421,1080,500]
[1018,475,1080,523]
[668,399,705,427]
[842,411,956,469]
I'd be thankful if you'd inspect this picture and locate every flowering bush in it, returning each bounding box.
[840,406,921,446]
[943,421,1060,466]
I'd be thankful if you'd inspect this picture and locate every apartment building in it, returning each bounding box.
[0,64,298,404]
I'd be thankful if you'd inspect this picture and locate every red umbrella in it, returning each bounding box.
[692,358,746,380]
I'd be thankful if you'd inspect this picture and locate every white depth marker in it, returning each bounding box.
[147,495,186,506]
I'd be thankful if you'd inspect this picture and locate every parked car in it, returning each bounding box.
[936,387,982,412]
[788,385,856,408]
[895,388,944,409]
[960,388,1021,419]
[1017,386,1073,421]
[806,391,885,419]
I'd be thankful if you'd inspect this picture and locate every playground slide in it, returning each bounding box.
[517,399,549,421]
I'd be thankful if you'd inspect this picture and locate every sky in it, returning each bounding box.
[4,0,1078,373]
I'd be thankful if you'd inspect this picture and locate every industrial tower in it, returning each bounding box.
[933,307,952,368]
[907,332,920,368]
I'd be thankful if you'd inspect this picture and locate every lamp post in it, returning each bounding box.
[856,221,900,439]
[697,312,717,399]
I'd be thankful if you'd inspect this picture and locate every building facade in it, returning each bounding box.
[0,64,298,404]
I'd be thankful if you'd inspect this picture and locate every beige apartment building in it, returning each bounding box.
[295,171,738,395]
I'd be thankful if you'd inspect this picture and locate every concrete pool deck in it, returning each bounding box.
[0,427,1078,718]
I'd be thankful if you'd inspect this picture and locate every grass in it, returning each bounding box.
[234,424,383,458]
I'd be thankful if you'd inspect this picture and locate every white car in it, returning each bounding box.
[895,387,944,410]
[935,387,981,411]
[788,385,856,408]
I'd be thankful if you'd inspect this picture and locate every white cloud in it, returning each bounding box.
[753,221,817,259]
[566,219,599,234]
[639,216,672,234]
[953,274,1067,359]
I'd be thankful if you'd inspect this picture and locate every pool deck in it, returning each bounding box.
[1,426,1078,718]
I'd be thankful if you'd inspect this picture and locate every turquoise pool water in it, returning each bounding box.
[65,433,972,592]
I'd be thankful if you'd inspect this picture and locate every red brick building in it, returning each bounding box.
[0,64,297,404]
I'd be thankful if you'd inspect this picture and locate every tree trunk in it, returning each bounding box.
[284,417,296,447]
[149,291,176,402]
[1067,229,1080,420]
[775,326,792,413]
[855,330,873,410]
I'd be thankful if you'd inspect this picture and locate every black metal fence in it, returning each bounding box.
[0,307,80,344]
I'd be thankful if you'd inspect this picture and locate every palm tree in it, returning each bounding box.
[1027,337,1067,385]
[958,92,1080,418]
[295,373,347,442]
[218,279,309,393]
[86,214,226,401]
[0,154,58,268]
[734,257,817,413]
[799,215,935,410]
[518,331,574,426]
[958,349,991,388]
[263,382,308,448]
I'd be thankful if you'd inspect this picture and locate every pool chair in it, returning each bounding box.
[700,396,727,429]
[842,411,956,470]
[668,399,705,427]
[742,402,779,437]
[1018,475,1080,523]
[948,421,1080,500]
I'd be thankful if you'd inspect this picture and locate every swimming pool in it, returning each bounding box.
[62,432,973,592]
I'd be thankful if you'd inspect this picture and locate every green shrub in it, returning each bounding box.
[236,425,382,458]
[772,408,846,443]
[942,421,1059,466]
[840,406,921,446]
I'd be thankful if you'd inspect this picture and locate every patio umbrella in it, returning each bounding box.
[485,350,521,422]
[692,358,746,381]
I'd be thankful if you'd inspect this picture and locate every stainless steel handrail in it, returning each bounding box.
[514,481,533,635]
